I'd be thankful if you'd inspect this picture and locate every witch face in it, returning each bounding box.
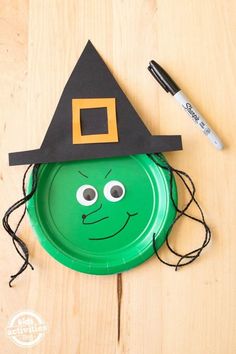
[27,154,177,274]
[33,156,155,249]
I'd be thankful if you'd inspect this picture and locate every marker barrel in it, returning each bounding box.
[174,91,223,150]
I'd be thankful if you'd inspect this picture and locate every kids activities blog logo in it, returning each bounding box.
[6,310,47,348]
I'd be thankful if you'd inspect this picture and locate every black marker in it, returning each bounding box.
[148,60,223,150]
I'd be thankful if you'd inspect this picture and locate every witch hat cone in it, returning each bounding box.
[9,40,182,166]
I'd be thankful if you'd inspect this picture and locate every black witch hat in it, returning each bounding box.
[9,41,182,166]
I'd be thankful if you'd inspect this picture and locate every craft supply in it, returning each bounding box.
[148,60,223,150]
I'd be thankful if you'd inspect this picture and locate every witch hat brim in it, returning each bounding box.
[9,41,182,166]
[9,135,181,165]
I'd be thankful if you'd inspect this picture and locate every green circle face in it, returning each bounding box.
[28,154,177,274]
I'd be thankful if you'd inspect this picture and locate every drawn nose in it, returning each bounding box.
[81,204,109,225]
[81,204,101,222]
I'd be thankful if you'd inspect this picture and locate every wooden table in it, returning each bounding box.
[1,1,236,353]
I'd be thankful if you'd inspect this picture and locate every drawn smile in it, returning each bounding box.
[88,212,138,241]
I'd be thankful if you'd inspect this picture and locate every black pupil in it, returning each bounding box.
[110,185,123,198]
[83,188,96,201]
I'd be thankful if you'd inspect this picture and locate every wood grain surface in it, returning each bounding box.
[1,1,236,353]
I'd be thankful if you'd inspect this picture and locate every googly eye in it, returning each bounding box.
[104,180,125,202]
[76,185,98,206]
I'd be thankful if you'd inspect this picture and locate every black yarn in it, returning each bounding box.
[2,164,41,287]
[149,153,211,270]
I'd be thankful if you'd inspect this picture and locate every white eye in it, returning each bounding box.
[76,185,98,206]
[103,180,125,202]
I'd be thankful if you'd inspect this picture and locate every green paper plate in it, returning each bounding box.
[27,154,177,274]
